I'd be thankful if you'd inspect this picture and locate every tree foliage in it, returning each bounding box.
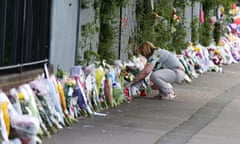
[135,0,188,53]
[79,0,237,63]
[98,0,127,64]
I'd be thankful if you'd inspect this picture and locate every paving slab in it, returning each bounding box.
[187,97,240,144]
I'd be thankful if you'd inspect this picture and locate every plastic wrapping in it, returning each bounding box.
[56,81,67,113]
[11,115,40,137]
[9,88,23,115]
[74,77,93,115]
[0,107,8,141]
[44,78,65,126]
[95,67,105,95]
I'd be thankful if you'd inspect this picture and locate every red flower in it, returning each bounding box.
[140,90,147,97]
[124,87,132,101]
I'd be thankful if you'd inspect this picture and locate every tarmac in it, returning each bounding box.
[43,63,240,144]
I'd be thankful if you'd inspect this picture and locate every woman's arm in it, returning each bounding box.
[131,63,154,85]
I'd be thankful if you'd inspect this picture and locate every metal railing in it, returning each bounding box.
[0,59,48,71]
[0,0,50,74]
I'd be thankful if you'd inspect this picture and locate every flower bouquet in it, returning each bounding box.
[56,80,76,127]
[0,92,41,144]
[84,64,102,112]
[95,67,108,109]
[30,80,60,134]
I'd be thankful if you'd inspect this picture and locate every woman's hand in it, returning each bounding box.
[132,63,154,85]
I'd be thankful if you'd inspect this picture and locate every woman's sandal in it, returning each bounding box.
[153,93,176,100]
[161,93,176,100]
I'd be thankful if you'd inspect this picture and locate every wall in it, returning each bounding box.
[184,2,201,42]
[0,69,44,92]
[0,1,202,91]
[77,0,137,63]
[50,0,79,72]
[185,4,193,42]
[49,0,201,72]
[78,1,99,63]
[118,0,137,61]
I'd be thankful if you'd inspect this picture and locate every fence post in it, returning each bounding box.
[118,6,122,59]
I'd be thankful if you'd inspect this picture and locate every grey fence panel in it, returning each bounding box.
[50,0,78,72]
[193,2,201,43]
[78,2,99,63]
[119,0,137,61]
[185,4,193,42]
[77,0,137,63]
[121,0,137,60]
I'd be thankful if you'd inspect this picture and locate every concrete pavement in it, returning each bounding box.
[43,63,240,144]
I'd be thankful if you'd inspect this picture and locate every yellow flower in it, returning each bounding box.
[0,102,10,136]
[65,79,75,86]
[221,7,224,13]
[153,13,160,19]
[193,46,201,52]
[17,92,25,100]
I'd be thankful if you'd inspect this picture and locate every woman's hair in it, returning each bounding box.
[137,41,157,58]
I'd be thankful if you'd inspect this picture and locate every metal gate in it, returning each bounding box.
[0,0,51,74]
